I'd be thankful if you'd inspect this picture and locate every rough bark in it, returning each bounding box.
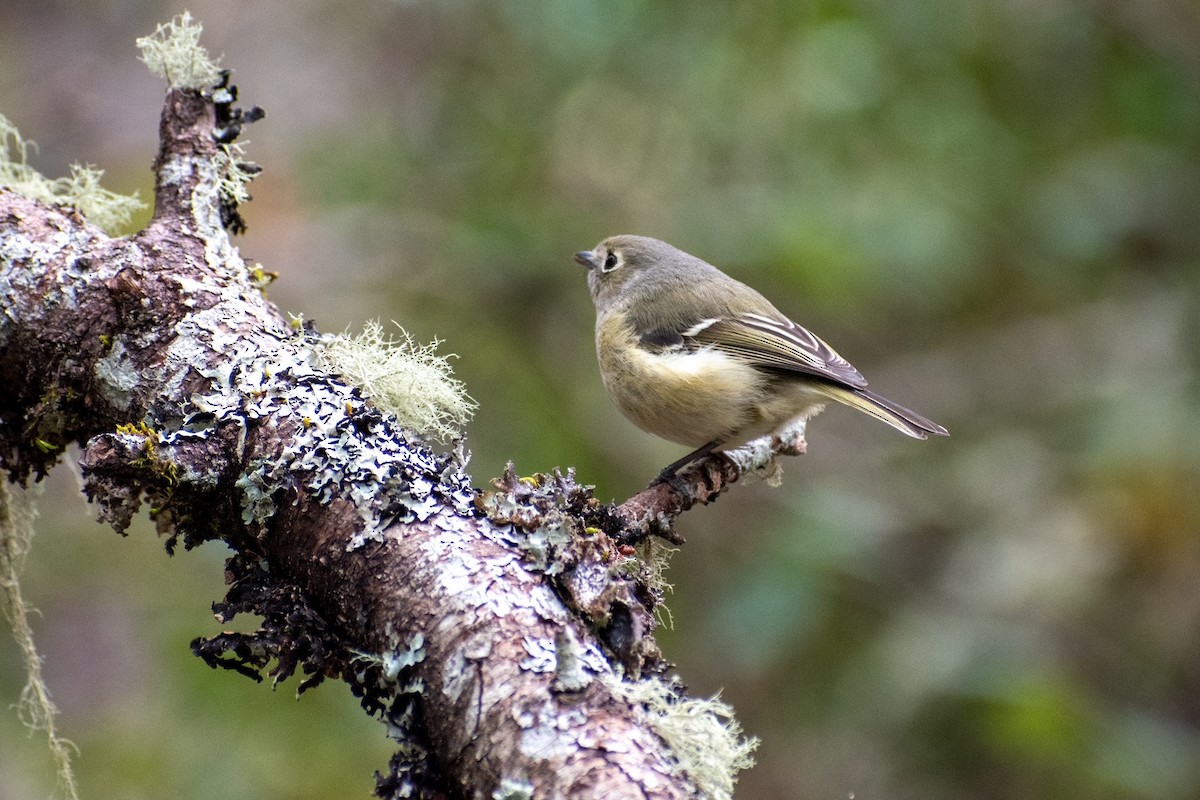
[1,78,781,799]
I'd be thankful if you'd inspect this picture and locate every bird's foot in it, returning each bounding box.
[651,466,697,504]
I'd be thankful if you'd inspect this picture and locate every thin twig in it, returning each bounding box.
[614,420,808,544]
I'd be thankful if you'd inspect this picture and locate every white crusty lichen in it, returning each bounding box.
[93,337,142,411]
[0,114,145,234]
[551,627,593,693]
[724,417,808,487]
[136,12,222,90]
[604,674,758,800]
[314,321,476,443]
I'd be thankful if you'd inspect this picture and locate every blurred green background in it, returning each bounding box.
[3,1,1200,798]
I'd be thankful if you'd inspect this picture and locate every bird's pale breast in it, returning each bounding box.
[596,314,824,448]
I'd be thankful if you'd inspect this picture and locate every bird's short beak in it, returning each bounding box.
[574,251,599,270]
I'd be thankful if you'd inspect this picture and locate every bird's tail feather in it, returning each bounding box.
[821,386,949,439]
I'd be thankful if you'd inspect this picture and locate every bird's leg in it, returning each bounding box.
[658,440,719,480]
[653,440,720,499]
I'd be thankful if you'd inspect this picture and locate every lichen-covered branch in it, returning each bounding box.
[0,28,759,799]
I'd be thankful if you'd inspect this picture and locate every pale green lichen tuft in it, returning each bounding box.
[314,321,476,443]
[642,538,677,629]
[136,11,222,90]
[352,633,427,683]
[1,483,81,800]
[215,140,256,207]
[605,674,758,800]
[0,114,145,234]
[493,777,534,800]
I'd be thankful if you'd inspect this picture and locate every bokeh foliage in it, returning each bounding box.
[2,1,1199,798]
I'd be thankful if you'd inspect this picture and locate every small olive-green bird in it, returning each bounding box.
[574,235,948,476]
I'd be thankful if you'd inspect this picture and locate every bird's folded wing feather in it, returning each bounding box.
[682,312,869,388]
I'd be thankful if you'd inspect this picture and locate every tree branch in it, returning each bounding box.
[1,63,774,798]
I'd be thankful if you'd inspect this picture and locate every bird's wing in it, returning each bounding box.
[681,312,869,388]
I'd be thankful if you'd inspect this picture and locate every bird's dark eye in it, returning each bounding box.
[603,251,619,271]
